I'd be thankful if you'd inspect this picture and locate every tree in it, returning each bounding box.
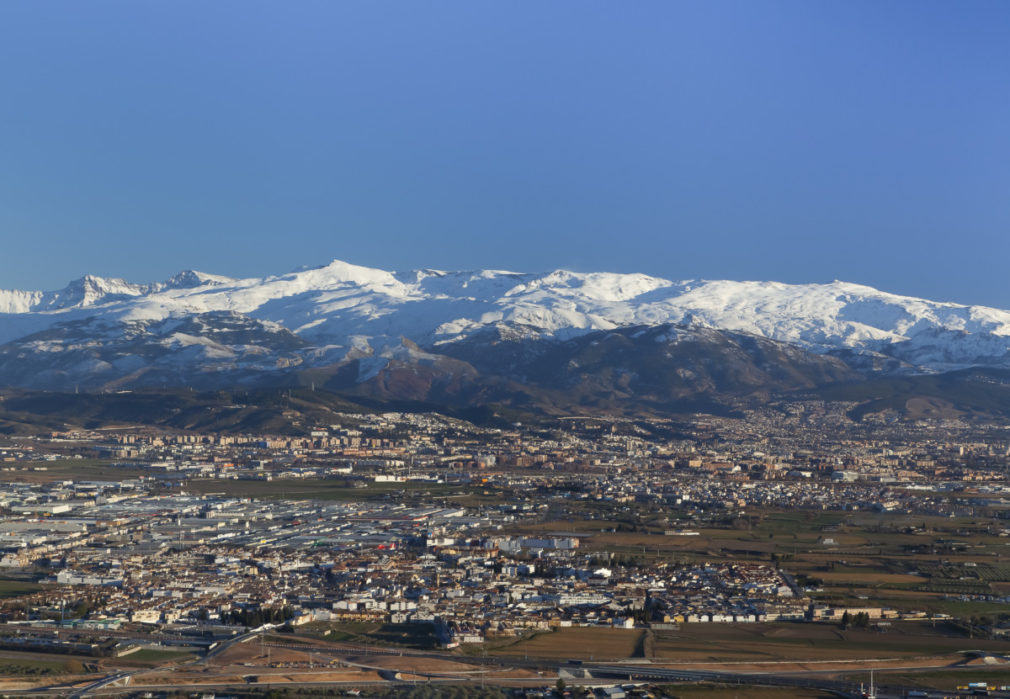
[556,677,566,693]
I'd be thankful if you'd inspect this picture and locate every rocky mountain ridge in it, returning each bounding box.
[1,260,1008,413]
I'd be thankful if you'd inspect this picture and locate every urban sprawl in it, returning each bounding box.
[2,403,1010,650]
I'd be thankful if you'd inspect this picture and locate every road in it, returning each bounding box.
[3,627,1006,698]
[587,663,1010,699]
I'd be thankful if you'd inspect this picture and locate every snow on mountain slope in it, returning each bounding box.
[3,260,1010,373]
[0,289,44,314]
[0,270,236,314]
[0,311,308,390]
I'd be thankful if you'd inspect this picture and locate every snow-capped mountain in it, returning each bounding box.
[1,258,1009,393]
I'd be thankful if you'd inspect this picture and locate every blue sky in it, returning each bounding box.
[1,1,1008,306]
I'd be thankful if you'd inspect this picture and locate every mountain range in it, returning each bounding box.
[2,259,1010,419]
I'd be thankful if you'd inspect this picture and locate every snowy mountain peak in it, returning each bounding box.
[0,288,44,314]
[3,259,1010,386]
[39,274,150,310]
[291,259,400,287]
[164,270,234,289]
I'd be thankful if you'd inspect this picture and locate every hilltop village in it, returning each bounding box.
[0,402,1009,658]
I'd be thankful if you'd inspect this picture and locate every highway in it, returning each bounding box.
[587,663,1010,699]
[5,627,1009,698]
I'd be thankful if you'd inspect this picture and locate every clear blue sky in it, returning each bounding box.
[1,1,1008,306]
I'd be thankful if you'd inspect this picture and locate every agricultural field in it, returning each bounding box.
[487,627,644,660]
[119,648,195,663]
[505,504,1010,620]
[3,459,144,483]
[0,657,81,676]
[298,621,440,649]
[655,685,837,699]
[354,687,508,699]
[0,578,44,598]
[648,621,1009,662]
[478,622,1007,666]
[846,667,1010,692]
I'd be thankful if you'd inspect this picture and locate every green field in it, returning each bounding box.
[0,657,80,676]
[299,621,440,649]
[8,459,145,482]
[487,627,645,660]
[0,578,44,598]
[120,648,195,663]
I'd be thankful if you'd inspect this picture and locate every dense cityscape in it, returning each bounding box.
[0,404,1007,696]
